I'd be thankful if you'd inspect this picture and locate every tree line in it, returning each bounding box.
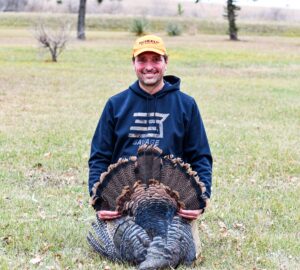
[1,0,252,41]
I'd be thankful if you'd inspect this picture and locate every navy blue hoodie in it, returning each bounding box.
[88,75,213,198]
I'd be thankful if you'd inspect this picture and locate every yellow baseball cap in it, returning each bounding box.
[132,35,167,57]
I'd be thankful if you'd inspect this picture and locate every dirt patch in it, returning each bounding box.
[25,167,85,188]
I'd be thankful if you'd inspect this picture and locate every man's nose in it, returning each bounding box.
[144,62,154,71]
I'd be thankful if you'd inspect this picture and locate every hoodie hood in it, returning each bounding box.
[129,75,181,99]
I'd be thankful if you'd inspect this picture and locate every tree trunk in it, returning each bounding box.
[77,0,86,40]
[226,0,240,41]
[49,46,57,62]
[3,0,20,11]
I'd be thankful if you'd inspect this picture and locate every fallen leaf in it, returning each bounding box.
[77,196,84,208]
[40,242,53,254]
[195,254,205,264]
[44,152,52,158]
[218,221,227,229]
[54,253,62,263]
[2,235,13,245]
[30,255,42,265]
[218,221,228,238]
[220,228,228,238]
[233,222,245,230]
[199,221,212,237]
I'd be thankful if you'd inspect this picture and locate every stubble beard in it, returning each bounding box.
[139,73,163,88]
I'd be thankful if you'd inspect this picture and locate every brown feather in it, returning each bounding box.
[91,145,207,212]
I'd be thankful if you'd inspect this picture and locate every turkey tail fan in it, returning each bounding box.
[160,155,207,210]
[135,144,162,184]
[90,157,137,211]
[159,157,183,196]
[90,144,207,211]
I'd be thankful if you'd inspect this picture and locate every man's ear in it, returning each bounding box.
[132,65,136,73]
[164,56,169,65]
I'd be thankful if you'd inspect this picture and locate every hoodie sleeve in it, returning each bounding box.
[88,99,115,196]
[183,99,213,199]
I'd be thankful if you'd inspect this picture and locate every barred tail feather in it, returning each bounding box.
[138,236,169,270]
[87,216,120,260]
[87,232,113,259]
[165,216,196,266]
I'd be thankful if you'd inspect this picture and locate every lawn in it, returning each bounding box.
[0,25,299,269]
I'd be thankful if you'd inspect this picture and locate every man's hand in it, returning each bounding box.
[177,208,204,220]
[97,210,121,220]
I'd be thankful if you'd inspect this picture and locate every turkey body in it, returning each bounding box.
[88,145,207,269]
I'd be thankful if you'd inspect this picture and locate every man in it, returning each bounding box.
[88,34,212,221]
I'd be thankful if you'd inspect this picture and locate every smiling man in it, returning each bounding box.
[133,46,167,94]
[88,35,213,224]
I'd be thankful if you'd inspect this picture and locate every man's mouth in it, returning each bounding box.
[144,72,156,77]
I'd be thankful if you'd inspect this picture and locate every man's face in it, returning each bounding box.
[133,52,167,89]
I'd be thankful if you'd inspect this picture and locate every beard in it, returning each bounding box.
[138,72,163,87]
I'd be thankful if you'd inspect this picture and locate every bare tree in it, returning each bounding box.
[224,0,240,40]
[77,0,104,40]
[77,0,124,40]
[57,0,120,40]
[77,0,87,40]
[34,22,71,62]
[195,0,257,41]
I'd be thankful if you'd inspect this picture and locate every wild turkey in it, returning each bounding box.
[88,145,208,269]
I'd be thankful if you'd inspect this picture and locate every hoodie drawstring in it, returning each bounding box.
[146,96,157,130]
[154,96,158,134]
[146,96,149,128]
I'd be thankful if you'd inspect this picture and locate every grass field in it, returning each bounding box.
[0,22,300,269]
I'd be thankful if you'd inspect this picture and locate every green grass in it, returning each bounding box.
[0,27,299,269]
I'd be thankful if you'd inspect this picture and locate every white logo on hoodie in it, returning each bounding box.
[128,112,169,139]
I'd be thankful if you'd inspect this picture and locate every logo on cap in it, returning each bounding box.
[132,35,167,57]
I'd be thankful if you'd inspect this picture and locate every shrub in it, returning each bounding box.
[33,21,71,62]
[130,18,148,36]
[166,23,182,36]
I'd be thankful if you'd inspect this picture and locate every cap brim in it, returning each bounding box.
[133,48,165,57]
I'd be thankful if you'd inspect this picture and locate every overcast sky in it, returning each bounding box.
[199,0,300,9]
